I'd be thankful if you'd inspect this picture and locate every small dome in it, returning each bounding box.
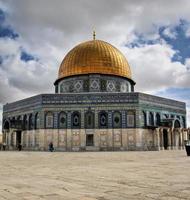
[57,40,132,81]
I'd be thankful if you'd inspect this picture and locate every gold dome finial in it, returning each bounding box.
[93,30,96,40]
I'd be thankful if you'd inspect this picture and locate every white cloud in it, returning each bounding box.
[162,27,177,39]
[185,28,190,37]
[124,43,190,93]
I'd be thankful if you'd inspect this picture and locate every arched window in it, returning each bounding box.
[163,114,169,119]
[29,114,33,130]
[59,112,67,128]
[182,116,186,128]
[127,111,135,127]
[45,112,54,128]
[23,115,27,130]
[17,116,21,120]
[35,113,40,129]
[99,111,108,128]
[10,117,15,129]
[113,111,121,128]
[143,111,147,127]
[149,112,154,126]
[72,111,81,128]
[155,113,161,126]
[3,120,10,130]
[174,119,181,128]
[85,111,94,129]
[16,116,22,129]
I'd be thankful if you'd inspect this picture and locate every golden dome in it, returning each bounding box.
[58,39,132,80]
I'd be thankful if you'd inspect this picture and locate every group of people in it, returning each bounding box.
[0,142,54,152]
[0,142,6,151]
[0,142,22,151]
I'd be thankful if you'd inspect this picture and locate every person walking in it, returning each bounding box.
[2,142,6,151]
[49,142,54,152]
[18,143,22,151]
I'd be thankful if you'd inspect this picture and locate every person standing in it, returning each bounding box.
[18,143,22,151]
[2,142,6,151]
[49,142,54,152]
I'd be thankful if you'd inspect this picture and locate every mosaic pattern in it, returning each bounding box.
[120,82,129,92]
[90,79,100,91]
[74,80,83,92]
[106,80,116,92]
[60,82,70,93]
[56,74,134,93]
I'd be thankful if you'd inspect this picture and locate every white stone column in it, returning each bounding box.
[33,130,35,148]
[155,128,160,151]
[170,128,174,150]
[173,129,177,150]
[179,129,183,150]
[181,129,185,149]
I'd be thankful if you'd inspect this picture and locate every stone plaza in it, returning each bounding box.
[0,150,189,200]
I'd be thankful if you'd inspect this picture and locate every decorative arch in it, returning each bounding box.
[29,114,33,130]
[23,114,27,130]
[113,111,122,128]
[3,120,10,130]
[99,111,108,128]
[59,111,67,128]
[72,111,81,128]
[17,116,21,120]
[182,116,186,128]
[85,111,94,129]
[174,119,181,128]
[149,112,154,126]
[155,113,161,126]
[143,111,147,127]
[163,114,169,119]
[35,113,40,129]
[45,112,54,128]
[10,117,16,129]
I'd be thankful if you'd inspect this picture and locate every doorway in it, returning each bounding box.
[86,134,94,146]
[163,129,168,150]
[16,131,22,147]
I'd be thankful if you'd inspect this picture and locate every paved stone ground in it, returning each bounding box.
[0,150,189,200]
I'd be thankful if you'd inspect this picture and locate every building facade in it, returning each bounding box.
[2,39,189,151]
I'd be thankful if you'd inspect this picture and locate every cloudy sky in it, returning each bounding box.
[0,0,190,130]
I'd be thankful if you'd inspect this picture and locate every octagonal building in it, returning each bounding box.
[2,36,188,151]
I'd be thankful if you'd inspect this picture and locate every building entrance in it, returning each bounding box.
[16,131,22,147]
[86,134,94,146]
[163,129,168,150]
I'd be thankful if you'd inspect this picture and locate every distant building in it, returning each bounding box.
[2,36,190,151]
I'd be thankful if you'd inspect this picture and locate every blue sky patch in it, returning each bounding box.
[0,26,19,39]
[159,20,190,64]
[20,51,36,62]
[0,9,19,39]
[126,32,160,48]
[156,87,190,101]
[0,9,5,23]
[126,19,190,65]
[0,56,2,65]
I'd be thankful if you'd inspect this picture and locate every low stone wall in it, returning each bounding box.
[4,128,164,151]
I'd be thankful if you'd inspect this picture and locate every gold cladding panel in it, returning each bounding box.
[58,40,132,80]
